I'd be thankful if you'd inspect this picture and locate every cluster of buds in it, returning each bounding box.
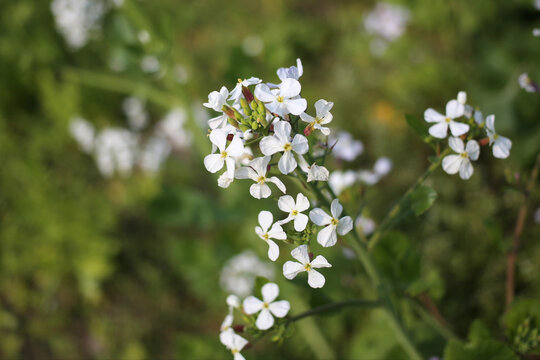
[223,85,268,132]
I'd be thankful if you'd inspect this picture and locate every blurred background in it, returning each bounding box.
[1,0,540,359]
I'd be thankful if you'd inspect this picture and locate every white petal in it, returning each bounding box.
[446,100,464,119]
[254,84,275,103]
[268,223,287,240]
[278,195,295,213]
[278,151,297,174]
[235,166,256,180]
[290,244,310,264]
[337,216,353,235]
[294,213,309,232]
[317,126,331,136]
[220,313,233,331]
[285,98,308,115]
[250,156,270,176]
[311,255,332,269]
[309,208,332,226]
[442,155,462,175]
[315,99,333,117]
[457,91,467,105]
[250,183,271,199]
[330,199,343,218]
[209,129,227,151]
[260,135,283,156]
[296,193,310,211]
[226,295,241,308]
[283,261,305,280]
[232,334,248,352]
[448,136,465,153]
[208,114,227,130]
[291,134,309,154]
[220,329,235,348]
[233,353,245,360]
[255,309,274,330]
[273,121,292,144]
[428,122,449,139]
[466,140,480,160]
[269,300,290,318]
[266,239,280,261]
[261,283,279,303]
[227,135,245,157]
[243,296,264,314]
[448,121,469,137]
[204,154,224,173]
[258,211,273,232]
[485,114,495,132]
[267,176,286,193]
[493,137,512,159]
[459,159,474,180]
[307,164,329,182]
[317,225,337,247]
[225,157,236,178]
[307,269,326,288]
[299,112,314,123]
[424,108,445,123]
[279,78,301,98]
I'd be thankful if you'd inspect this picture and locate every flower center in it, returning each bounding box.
[315,117,323,124]
[493,133,499,140]
[460,152,468,158]
[257,176,266,184]
[263,302,269,309]
[232,349,238,355]
[237,78,243,83]
[291,210,299,216]
[276,96,284,103]
[331,218,339,226]
[263,233,269,240]
[304,263,312,271]
[445,117,451,123]
[220,151,228,159]
[283,143,292,152]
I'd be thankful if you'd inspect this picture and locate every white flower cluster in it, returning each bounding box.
[424,91,512,180]
[363,2,410,55]
[69,99,191,177]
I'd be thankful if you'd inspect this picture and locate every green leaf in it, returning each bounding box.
[410,186,438,216]
[405,114,430,141]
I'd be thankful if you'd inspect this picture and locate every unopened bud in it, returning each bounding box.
[227,117,240,129]
[242,86,254,103]
[308,252,314,261]
[478,137,490,146]
[239,124,251,132]
[227,134,234,142]
[304,124,314,136]
[222,105,236,120]
[233,325,245,333]
[256,99,266,117]
[257,116,268,127]
[251,121,259,130]
[240,98,251,116]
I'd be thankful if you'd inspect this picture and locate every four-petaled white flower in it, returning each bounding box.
[309,199,353,247]
[300,99,334,136]
[235,156,286,199]
[485,115,512,159]
[229,77,262,102]
[442,137,480,180]
[307,163,329,182]
[283,245,332,288]
[243,282,290,330]
[254,79,307,117]
[255,211,286,261]
[260,120,309,174]
[220,294,241,332]
[277,193,310,232]
[424,100,469,139]
[220,329,248,360]
[204,86,229,112]
[277,58,303,81]
[204,129,244,178]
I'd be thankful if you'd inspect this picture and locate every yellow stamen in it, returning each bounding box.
[291,210,299,216]
[257,176,266,184]
[445,117,451,123]
[331,218,339,226]
[283,143,292,151]
[460,152,468,158]
[304,263,311,271]
[220,151,228,159]
[277,96,284,103]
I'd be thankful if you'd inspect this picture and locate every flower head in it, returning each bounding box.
[485,115,512,159]
[204,86,229,112]
[243,282,290,330]
[235,156,286,199]
[300,99,334,136]
[254,79,307,117]
[255,211,287,261]
[220,329,248,360]
[277,193,310,232]
[309,199,353,247]
[260,120,309,174]
[442,137,480,180]
[424,100,469,139]
[204,129,244,178]
[283,245,332,288]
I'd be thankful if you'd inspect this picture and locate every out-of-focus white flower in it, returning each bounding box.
[243,283,290,330]
[123,97,148,131]
[174,64,190,84]
[485,115,512,159]
[220,251,274,297]
[157,108,192,148]
[229,78,262,102]
[242,35,264,57]
[307,164,329,182]
[357,170,379,185]
[235,156,286,199]
[277,193,310,232]
[330,131,364,161]
[373,157,393,177]
[204,86,230,112]
[51,0,108,49]
[69,117,95,153]
[255,211,286,261]
[94,128,138,177]
[355,216,376,236]
[442,137,480,180]
[518,73,539,93]
[364,3,410,42]
[424,100,468,139]
[457,91,474,118]
[300,99,334,136]
[283,245,331,288]
[138,30,150,44]
[260,120,309,174]
[533,29,540,36]
[220,295,241,332]
[220,329,248,360]
[138,135,171,173]
[141,55,160,73]
[204,129,244,178]
[329,170,357,195]
[535,0,540,11]
[254,79,307,117]
[309,199,353,247]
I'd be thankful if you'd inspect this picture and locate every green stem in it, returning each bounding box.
[409,299,458,341]
[288,299,382,323]
[368,148,450,251]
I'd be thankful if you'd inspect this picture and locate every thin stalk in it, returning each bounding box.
[409,299,458,341]
[368,148,450,251]
[288,299,382,323]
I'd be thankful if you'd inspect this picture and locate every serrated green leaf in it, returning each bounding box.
[410,186,438,216]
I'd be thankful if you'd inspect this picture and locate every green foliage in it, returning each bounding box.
[410,186,438,216]
[504,299,540,354]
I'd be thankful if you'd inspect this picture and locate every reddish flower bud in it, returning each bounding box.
[242,86,254,103]
[232,325,245,333]
[227,134,234,142]
[308,252,314,261]
[304,124,314,136]
[478,137,490,146]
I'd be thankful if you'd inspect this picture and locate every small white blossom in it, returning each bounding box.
[218,173,234,189]
[123,97,148,131]
[442,137,480,180]
[255,211,286,261]
[300,99,334,136]
[235,156,286,199]
[355,216,376,236]
[204,129,244,178]
[457,91,473,118]
[220,251,274,297]
[373,157,393,177]
[330,131,364,161]
[141,55,160,73]
[329,170,357,195]
[69,117,95,153]
[518,73,538,93]
[243,283,290,330]
[276,58,303,81]
[220,295,241,332]
[364,2,410,42]
[220,329,248,360]
[307,164,330,182]
[277,193,310,232]
[485,115,512,159]
[229,77,262,102]
[283,245,331,288]
[138,135,171,174]
[309,199,353,247]
[424,100,468,139]
[260,120,309,174]
[94,128,137,178]
[204,86,230,112]
[254,79,307,117]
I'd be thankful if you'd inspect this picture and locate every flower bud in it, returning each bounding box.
[239,124,251,132]
[222,105,236,120]
[256,98,266,117]
[304,123,314,136]
[232,324,245,333]
[257,116,268,127]
[242,86,254,103]
[227,117,240,129]
[240,98,251,116]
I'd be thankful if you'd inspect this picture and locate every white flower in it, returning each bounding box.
[218,173,234,188]
[309,199,353,247]
[235,156,286,199]
[277,193,310,232]
[123,97,148,131]
[204,86,229,112]
[329,170,357,195]
[364,3,410,42]
[157,108,192,148]
[283,245,332,288]
[355,216,376,236]
[220,295,241,332]
[299,99,334,136]
[307,164,329,182]
[204,129,244,178]
[220,329,248,360]
[141,55,160,73]
[69,117,95,153]
[373,157,393,177]
[424,100,468,139]
[208,114,230,130]
[474,110,485,126]
[243,283,290,330]
[260,120,309,174]
[254,79,307,117]
[139,135,171,174]
[518,73,538,93]
[485,115,512,159]
[220,251,274,297]
[94,128,137,178]
[330,131,364,161]
[255,211,286,261]
[229,77,262,102]
[277,58,303,81]
[442,137,480,180]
